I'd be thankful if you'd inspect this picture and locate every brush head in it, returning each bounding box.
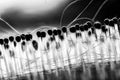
[53,29,58,35]
[69,27,76,33]
[47,29,53,36]
[36,31,41,37]
[15,36,21,42]
[79,25,84,32]
[104,18,110,25]
[0,39,4,45]
[20,34,26,40]
[9,36,14,42]
[112,17,118,24]
[49,36,55,41]
[14,41,16,47]
[41,31,46,38]
[21,41,26,46]
[32,40,38,50]
[94,21,102,29]
[58,35,64,41]
[86,21,92,28]
[84,24,89,31]
[109,19,115,27]
[75,24,80,30]
[62,27,67,33]
[57,29,62,35]
[4,44,9,49]
[101,25,108,33]
[88,31,92,36]
[4,38,9,44]
[25,34,33,41]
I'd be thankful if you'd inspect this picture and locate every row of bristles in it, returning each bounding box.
[0,16,119,79]
[0,17,119,50]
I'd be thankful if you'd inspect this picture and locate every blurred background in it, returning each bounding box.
[0,0,119,34]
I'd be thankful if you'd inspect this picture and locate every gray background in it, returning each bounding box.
[0,0,119,34]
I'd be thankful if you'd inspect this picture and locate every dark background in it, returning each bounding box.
[0,0,120,34]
